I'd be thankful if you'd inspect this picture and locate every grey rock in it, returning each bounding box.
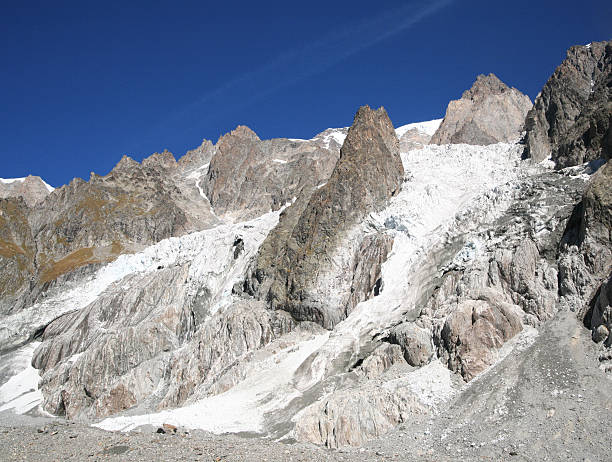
[0,175,52,207]
[523,40,611,166]
[355,343,407,379]
[294,378,425,448]
[202,126,339,221]
[592,323,609,343]
[387,323,433,367]
[431,74,532,145]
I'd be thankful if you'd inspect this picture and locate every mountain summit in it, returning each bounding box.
[431,73,532,145]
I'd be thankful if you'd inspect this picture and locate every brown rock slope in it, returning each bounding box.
[430,73,532,145]
[0,150,218,317]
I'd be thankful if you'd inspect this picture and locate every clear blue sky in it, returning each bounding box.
[1,0,610,187]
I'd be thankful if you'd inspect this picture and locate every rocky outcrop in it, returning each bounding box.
[202,126,339,221]
[560,160,612,344]
[523,41,611,166]
[0,198,36,315]
[430,74,532,145]
[246,106,403,329]
[294,379,424,448]
[0,176,52,206]
[386,323,433,367]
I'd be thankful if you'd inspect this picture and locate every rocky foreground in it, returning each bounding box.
[1,306,610,462]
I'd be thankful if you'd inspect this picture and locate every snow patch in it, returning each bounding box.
[0,177,54,191]
[0,342,43,414]
[272,159,288,164]
[395,118,443,138]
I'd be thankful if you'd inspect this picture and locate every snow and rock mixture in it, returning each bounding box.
[1,41,611,460]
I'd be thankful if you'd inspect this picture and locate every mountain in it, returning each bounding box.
[0,175,53,206]
[523,40,612,166]
[430,73,532,145]
[0,41,611,461]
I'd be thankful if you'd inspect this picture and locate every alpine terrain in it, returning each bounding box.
[0,40,611,462]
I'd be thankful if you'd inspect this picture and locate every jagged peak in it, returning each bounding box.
[217,125,260,145]
[142,149,177,170]
[462,73,511,100]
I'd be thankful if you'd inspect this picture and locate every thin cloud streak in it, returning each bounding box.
[131,0,453,152]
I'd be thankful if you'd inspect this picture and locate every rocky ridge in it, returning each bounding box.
[0,176,53,207]
[523,40,611,166]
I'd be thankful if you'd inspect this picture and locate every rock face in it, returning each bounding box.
[523,40,611,166]
[203,126,339,221]
[246,106,404,329]
[0,149,219,317]
[430,74,532,145]
[28,211,290,419]
[560,160,612,344]
[0,197,36,315]
[0,176,53,206]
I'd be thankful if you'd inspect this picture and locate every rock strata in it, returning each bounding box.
[431,73,532,145]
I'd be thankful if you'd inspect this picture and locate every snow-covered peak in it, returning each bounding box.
[0,177,26,184]
[395,118,443,138]
[0,176,54,192]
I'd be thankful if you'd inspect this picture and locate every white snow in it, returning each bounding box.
[185,163,209,200]
[0,342,43,414]
[0,177,26,184]
[585,43,592,49]
[272,158,288,164]
[395,118,443,138]
[94,332,330,433]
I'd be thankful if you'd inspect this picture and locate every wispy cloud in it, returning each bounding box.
[135,0,453,150]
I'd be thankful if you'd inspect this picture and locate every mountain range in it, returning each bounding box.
[0,39,610,461]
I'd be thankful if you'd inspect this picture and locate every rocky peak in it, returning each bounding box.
[0,175,53,207]
[217,125,260,145]
[247,105,403,328]
[202,123,339,220]
[523,40,611,165]
[430,74,532,145]
[463,73,508,99]
[178,139,215,170]
[112,154,140,173]
[141,149,177,170]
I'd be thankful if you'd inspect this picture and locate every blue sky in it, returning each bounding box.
[1,0,610,187]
